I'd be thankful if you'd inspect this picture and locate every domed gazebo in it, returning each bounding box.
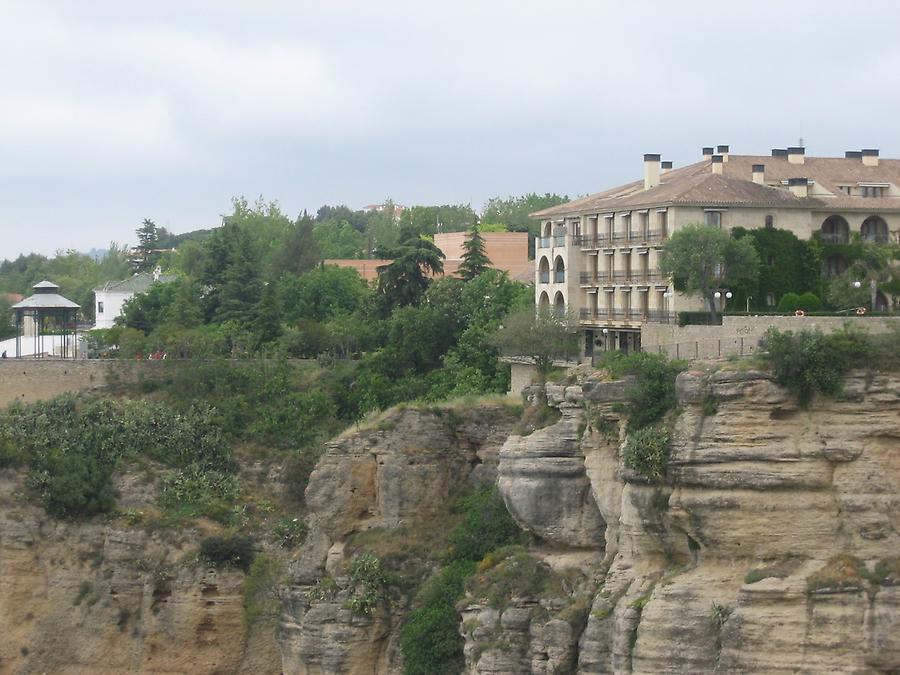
[10,280,80,358]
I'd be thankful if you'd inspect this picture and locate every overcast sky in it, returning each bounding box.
[3,0,900,258]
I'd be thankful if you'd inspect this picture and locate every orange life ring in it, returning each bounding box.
[856,307,866,315]
[794,309,806,317]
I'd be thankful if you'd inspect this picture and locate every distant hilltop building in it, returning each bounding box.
[92,268,176,329]
[362,202,406,222]
[532,145,899,355]
[325,230,530,282]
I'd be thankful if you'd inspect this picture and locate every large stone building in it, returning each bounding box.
[532,145,899,356]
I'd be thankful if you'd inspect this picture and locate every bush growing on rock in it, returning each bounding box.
[760,325,899,405]
[596,352,684,431]
[199,534,256,572]
[623,426,671,481]
[0,394,237,520]
[401,488,524,674]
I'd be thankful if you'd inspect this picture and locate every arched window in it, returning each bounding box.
[554,256,566,283]
[538,291,550,310]
[538,257,550,284]
[821,215,849,244]
[542,221,552,238]
[861,216,888,243]
[553,291,565,316]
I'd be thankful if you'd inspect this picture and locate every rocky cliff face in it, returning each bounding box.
[279,403,521,675]
[0,468,281,674]
[472,369,900,674]
[4,368,896,674]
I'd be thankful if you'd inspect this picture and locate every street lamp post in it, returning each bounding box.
[713,289,733,314]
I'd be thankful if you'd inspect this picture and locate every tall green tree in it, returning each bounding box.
[374,227,445,315]
[271,212,319,277]
[458,226,491,281]
[491,308,577,391]
[200,222,263,324]
[658,224,760,322]
[133,219,161,273]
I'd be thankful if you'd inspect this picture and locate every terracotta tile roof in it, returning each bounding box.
[531,154,900,218]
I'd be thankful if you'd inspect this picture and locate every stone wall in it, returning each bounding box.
[0,360,167,407]
[641,315,899,360]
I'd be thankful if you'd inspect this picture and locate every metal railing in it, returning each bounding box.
[538,237,552,249]
[819,232,849,245]
[538,273,550,284]
[553,235,566,247]
[578,309,676,324]
[553,271,566,283]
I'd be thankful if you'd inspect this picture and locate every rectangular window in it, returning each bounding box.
[704,211,722,228]
[861,186,885,198]
[98,301,104,314]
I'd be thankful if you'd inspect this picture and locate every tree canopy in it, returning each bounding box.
[375,227,445,315]
[491,308,577,387]
[658,224,760,321]
[458,226,491,281]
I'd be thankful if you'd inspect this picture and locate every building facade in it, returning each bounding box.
[532,145,900,356]
[325,230,531,282]
[93,269,175,329]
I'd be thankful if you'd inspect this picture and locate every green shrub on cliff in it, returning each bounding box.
[401,488,524,675]
[623,425,671,481]
[0,394,235,519]
[596,352,685,431]
[401,561,473,675]
[760,325,900,405]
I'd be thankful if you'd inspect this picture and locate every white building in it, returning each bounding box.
[93,269,175,329]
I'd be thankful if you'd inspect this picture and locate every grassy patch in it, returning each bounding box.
[514,404,561,436]
[807,554,866,593]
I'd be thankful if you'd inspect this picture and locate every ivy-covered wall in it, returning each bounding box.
[731,227,821,311]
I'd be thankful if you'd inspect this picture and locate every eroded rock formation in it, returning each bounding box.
[474,369,900,674]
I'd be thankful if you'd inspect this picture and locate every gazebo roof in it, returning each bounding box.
[12,280,80,310]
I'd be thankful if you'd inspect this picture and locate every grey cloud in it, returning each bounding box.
[2,0,900,257]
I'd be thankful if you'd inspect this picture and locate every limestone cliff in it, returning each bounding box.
[0,467,282,674]
[279,402,521,675]
[3,368,897,674]
[472,369,900,674]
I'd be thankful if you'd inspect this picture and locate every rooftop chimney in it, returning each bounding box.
[702,147,714,161]
[661,160,673,173]
[862,148,880,167]
[787,146,805,164]
[772,148,788,158]
[711,154,724,174]
[845,150,863,159]
[752,164,765,185]
[788,177,808,198]
[717,145,730,162]
[644,153,661,190]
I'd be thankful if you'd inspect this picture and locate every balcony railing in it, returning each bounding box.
[553,271,566,283]
[578,308,676,324]
[575,233,610,249]
[820,232,849,244]
[538,236,552,249]
[646,310,677,323]
[538,273,550,284]
[579,272,614,285]
[553,235,566,247]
